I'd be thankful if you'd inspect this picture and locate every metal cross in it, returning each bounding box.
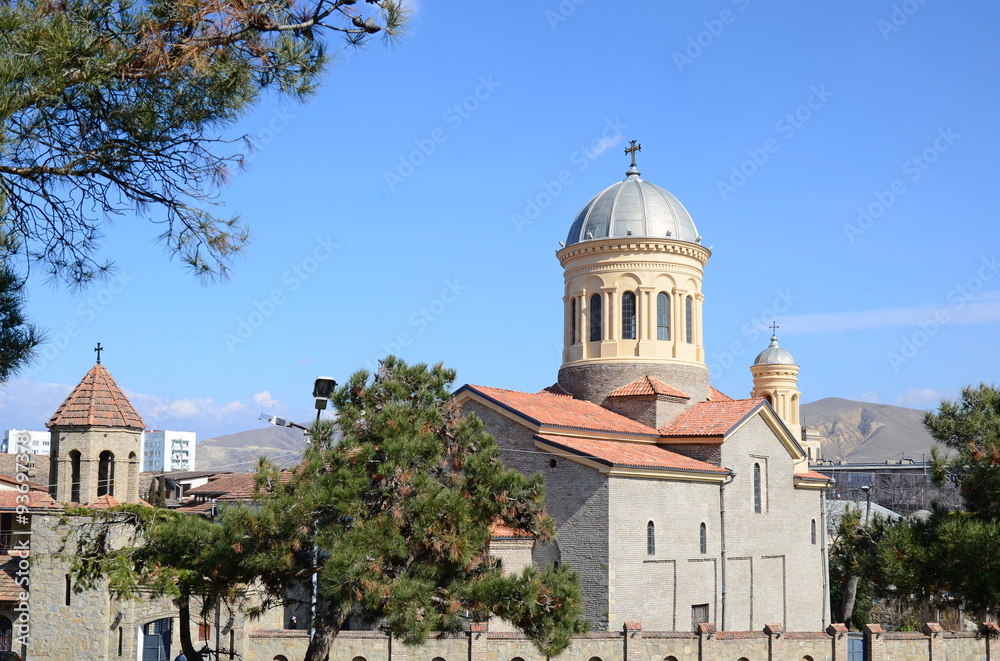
[770,321,779,336]
[94,342,103,364]
[625,140,641,168]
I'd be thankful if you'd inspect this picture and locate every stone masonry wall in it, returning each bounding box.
[719,414,827,631]
[462,402,610,629]
[242,624,994,661]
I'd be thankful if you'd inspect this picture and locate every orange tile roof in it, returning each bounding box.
[608,375,690,399]
[458,385,657,436]
[0,474,47,492]
[658,399,763,437]
[0,491,59,510]
[86,494,123,509]
[186,471,293,500]
[48,364,145,430]
[0,556,24,600]
[537,383,572,398]
[708,386,732,402]
[489,520,533,539]
[795,470,833,482]
[535,435,729,474]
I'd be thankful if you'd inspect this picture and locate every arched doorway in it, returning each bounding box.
[141,618,172,661]
[0,615,11,651]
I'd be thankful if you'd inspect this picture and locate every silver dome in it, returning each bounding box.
[753,335,797,366]
[565,168,700,246]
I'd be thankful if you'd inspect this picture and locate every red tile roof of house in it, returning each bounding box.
[795,470,833,482]
[48,364,145,430]
[489,520,533,539]
[0,556,24,599]
[0,473,47,492]
[658,399,763,437]
[86,493,123,509]
[0,491,60,510]
[535,435,729,474]
[708,386,732,401]
[459,385,657,436]
[608,375,690,399]
[186,471,294,500]
[537,383,573,398]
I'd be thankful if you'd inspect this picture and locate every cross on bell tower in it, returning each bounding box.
[94,342,103,364]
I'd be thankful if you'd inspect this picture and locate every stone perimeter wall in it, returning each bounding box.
[243,623,999,661]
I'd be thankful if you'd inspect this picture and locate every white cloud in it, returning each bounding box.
[254,391,279,408]
[857,391,880,403]
[893,387,957,410]
[780,291,1000,334]
[0,379,74,429]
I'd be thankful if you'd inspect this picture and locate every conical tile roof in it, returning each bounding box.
[47,364,145,430]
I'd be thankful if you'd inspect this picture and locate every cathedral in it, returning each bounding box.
[454,149,832,633]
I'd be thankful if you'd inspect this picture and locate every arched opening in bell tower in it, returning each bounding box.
[98,450,116,497]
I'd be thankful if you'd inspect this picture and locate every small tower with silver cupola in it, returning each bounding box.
[750,326,802,440]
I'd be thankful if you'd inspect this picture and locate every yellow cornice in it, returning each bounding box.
[793,476,831,490]
[557,239,711,267]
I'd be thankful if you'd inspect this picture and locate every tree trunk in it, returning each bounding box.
[302,602,343,661]
[177,597,202,661]
[842,574,860,629]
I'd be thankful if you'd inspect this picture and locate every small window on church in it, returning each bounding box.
[685,296,693,343]
[657,292,670,340]
[753,463,762,514]
[699,522,707,554]
[646,521,655,555]
[811,519,817,544]
[571,298,577,345]
[622,291,636,340]
[590,294,602,342]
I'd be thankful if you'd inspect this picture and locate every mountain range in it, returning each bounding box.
[195,398,941,471]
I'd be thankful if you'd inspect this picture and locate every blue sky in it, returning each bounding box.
[3,0,999,440]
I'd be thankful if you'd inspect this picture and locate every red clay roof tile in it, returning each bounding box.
[795,470,833,482]
[0,491,59,510]
[708,386,732,401]
[537,383,573,398]
[489,520,533,539]
[0,556,24,599]
[47,364,145,430]
[658,399,763,437]
[460,385,657,436]
[535,434,729,474]
[186,471,293,500]
[608,375,690,399]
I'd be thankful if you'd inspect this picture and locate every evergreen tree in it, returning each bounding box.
[70,358,587,661]
[0,0,406,378]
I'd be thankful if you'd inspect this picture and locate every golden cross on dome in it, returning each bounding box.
[94,342,103,364]
[625,140,641,168]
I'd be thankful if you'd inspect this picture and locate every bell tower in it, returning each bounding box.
[47,353,145,505]
[750,328,802,439]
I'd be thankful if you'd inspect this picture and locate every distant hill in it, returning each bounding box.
[802,397,937,462]
[197,425,310,472]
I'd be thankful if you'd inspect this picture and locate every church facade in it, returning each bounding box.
[454,155,832,633]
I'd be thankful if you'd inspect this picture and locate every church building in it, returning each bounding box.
[454,149,832,633]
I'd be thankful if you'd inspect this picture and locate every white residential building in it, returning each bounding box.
[141,430,197,472]
[2,429,51,455]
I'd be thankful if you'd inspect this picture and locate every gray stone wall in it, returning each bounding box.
[719,414,827,631]
[665,443,722,466]
[557,361,710,412]
[49,425,142,504]
[462,402,610,629]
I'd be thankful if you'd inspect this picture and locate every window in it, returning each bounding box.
[811,519,817,544]
[647,521,655,555]
[685,295,693,343]
[699,522,707,554]
[691,604,710,631]
[621,291,636,340]
[753,463,762,514]
[0,615,12,652]
[570,298,577,344]
[199,622,211,641]
[98,450,115,497]
[69,449,81,503]
[118,626,123,657]
[0,513,12,553]
[657,292,670,340]
[589,294,602,342]
[65,574,71,606]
